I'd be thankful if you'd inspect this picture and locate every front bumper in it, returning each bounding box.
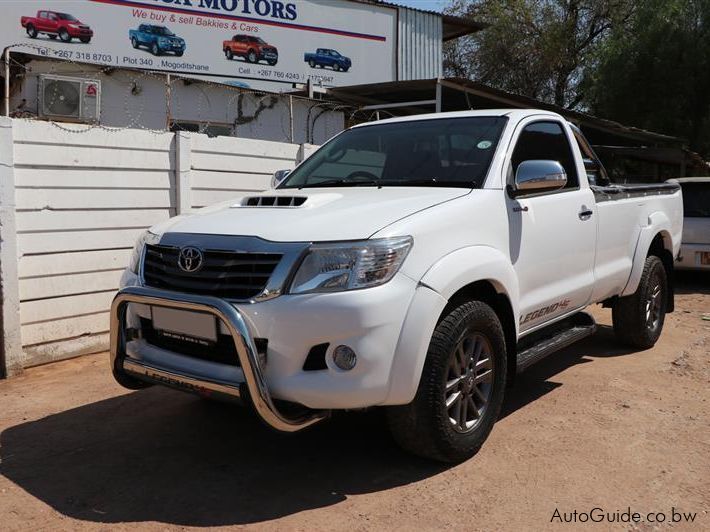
[111,285,329,432]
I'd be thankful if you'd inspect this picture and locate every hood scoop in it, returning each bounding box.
[238,195,308,208]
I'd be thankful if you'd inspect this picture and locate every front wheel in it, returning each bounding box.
[59,29,71,43]
[387,300,507,463]
[151,42,160,55]
[333,63,341,72]
[247,50,257,63]
[267,59,277,66]
[612,255,668,349]
[79,37,91,44]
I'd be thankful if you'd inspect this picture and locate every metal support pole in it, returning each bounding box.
[165,73,171,130]
[288,95,294,143]
[4,48,10,117]
[435,78,442,113]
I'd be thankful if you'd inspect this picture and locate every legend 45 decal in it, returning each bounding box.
[520,299,571,326]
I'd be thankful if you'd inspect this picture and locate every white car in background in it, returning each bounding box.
[670,178,710,270]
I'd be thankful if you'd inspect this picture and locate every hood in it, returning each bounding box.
[156,187,468,242]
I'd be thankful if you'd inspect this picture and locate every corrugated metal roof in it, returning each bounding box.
[328,77,686,145]
[349,0,486,40]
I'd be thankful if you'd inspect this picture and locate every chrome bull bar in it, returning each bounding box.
[110,285,329,432]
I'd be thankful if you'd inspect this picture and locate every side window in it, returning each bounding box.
[571,127,610,186]
[39,12,47,19]
[511,121,579,190]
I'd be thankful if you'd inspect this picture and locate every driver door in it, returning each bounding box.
[506,119,597,332]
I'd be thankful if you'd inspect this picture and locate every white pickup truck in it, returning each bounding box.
[111,109,683,462]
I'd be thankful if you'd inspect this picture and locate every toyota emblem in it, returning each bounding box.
[177,246,204,273]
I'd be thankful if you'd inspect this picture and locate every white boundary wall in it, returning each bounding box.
[0,117,315,376]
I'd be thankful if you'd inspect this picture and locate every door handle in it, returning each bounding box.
[578,206,593,220]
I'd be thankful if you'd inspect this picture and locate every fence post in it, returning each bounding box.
[0,117,23,378]
[175,131,192,215]
[297,143,318,164]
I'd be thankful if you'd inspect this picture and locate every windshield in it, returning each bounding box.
[680,182,710,217]
[154,27,174,36]
[58,13,78,21]
[280,116,508,189]
[250,37,266,43]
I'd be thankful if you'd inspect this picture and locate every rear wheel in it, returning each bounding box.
[225,48,233,60]
[59,29,71,42]
[308,59,316,68]
[387,301,507,463]
[131,37,139,48]
[26,25,38,38]
[612,255,668,349]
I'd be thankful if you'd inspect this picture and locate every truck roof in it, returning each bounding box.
[351,109,564,129]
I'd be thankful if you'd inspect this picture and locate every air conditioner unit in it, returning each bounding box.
[38,75,101,122]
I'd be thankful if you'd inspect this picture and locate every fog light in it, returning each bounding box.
[332,345,357,370]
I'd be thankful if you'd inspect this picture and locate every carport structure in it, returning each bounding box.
[323,78,709,182]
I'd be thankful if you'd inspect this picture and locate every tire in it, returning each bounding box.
[309,59,316,68]
[612,255,668,349]
[59,29,71,43]
[225,48,233,60]
[333,63,341,72]
[175,51,184,57]
[343,67,350,72]
[26,25,38,38]
[80,37,91,44]
[151,42,160,55]
[131,37,139,49]
[267,59,277,66]
[387,301,507,463]
[247,49,257,63]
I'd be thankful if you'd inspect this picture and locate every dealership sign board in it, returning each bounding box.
[1,0,397,91]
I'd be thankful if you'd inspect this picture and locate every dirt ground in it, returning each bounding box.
[1,272,708,532]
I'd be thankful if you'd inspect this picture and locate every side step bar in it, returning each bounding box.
[516,312,597,373]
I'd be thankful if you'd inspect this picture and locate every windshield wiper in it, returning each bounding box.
[298,178,380,189]
[377,178,477,188]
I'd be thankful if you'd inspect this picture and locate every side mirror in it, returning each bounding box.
[512,160,567,196]
[271,169,291,189]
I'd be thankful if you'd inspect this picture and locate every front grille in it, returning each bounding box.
[143,244,282,300]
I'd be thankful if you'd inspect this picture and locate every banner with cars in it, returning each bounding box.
[1,0,397,91]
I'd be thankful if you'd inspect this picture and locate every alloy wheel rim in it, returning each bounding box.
[646,281,663,331]
[445,332,494,433]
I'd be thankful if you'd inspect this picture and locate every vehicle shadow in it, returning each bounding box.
[500,324,637,418]
[0,387,446,526]
[675,270,709,295]
[0,326,640,526]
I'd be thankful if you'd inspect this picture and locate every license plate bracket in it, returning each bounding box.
[151,306,218,342]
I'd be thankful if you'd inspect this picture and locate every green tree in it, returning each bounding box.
[586,0,710,157]
[444,0,633,108]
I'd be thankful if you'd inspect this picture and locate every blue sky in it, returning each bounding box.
[395,0,449,13]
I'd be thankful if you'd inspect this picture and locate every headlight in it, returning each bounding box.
[289,236,412,294]
[128,230,160,274]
